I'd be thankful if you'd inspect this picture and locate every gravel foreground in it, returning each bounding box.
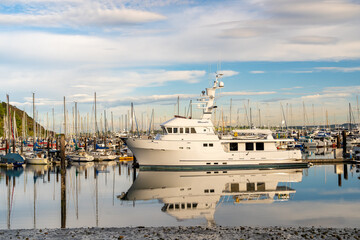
[0,226,359,240]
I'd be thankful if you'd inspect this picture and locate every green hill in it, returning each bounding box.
[0,102,50,138]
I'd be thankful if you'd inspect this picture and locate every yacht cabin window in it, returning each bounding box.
[246,142,254,151]
[257,182,265,191]
[230,142,238,151]
[256,142,264,151]
[166,127,197,134]
[247,182,255,191]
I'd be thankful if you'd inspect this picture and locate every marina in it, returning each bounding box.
[1,0,360,238]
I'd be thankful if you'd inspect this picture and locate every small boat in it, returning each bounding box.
[91,150,117,161]
[68,149,95,162]
[119,156,134,161]
[0,153,25,167]
[25,152,49,165]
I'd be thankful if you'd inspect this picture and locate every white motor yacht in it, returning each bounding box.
[123,74,304,170]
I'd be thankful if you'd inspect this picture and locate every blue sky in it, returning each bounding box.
[0,0,359,131]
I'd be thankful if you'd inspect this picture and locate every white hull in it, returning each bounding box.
[25,157,49,165]
[126,138,302,167]
[68,152,94,162]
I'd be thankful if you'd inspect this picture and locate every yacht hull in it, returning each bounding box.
[125,138,304,168]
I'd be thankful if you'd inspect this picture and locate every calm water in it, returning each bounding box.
[1,159,360,230]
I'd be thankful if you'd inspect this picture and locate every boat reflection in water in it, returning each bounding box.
[120,167,304,226]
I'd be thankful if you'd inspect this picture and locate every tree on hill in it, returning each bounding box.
[0,102,50,139]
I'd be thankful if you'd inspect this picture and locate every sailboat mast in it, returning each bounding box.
[52,108,55,137]
[33,93,36,145]
[229,98,232,132]
[75,102,77,139]
[63,96,66,137]
[177,96,180,116]
[94,92,97,136]
[6,95,11,153]
[349,103,352,131]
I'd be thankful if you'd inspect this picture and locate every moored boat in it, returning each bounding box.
[123,74,305,170]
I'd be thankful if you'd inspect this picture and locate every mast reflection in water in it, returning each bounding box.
[120,168,303,226]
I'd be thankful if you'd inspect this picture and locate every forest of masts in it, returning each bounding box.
[2,93,360,140]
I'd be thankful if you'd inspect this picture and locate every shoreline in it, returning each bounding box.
[1,226,359,240]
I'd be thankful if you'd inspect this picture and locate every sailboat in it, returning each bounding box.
[25,93,49,165]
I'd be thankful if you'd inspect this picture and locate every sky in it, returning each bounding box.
[0,0,360,132]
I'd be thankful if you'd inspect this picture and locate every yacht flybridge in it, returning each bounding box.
[123,74,305,170]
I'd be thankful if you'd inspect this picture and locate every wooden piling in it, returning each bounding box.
[338,174,342,187]
[60,134,66,229]
[336,135,341,148]
[344,164,348,180]
[342,131,347,158]
[5,140,8,154]
[60,135,65,170]
[61,165,66,228]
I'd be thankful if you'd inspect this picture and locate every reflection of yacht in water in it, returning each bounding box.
[120,168,303,226]
[123,74,303,169]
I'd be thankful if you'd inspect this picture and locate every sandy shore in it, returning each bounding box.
[0,226,359,240]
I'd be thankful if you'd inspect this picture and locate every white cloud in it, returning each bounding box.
[265,0,360,25]
[0,67,206,107]
[289,36,338,45]
[301,93,351,100]
[250,71,265,74]
[322,86,360,94]
[281,86,303,91]
[217,70,239,77]
[314,67,360,72]
[0,2,166,28]
[0,0,360,125]
[222,91,276,96]
[219,28,261,38]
